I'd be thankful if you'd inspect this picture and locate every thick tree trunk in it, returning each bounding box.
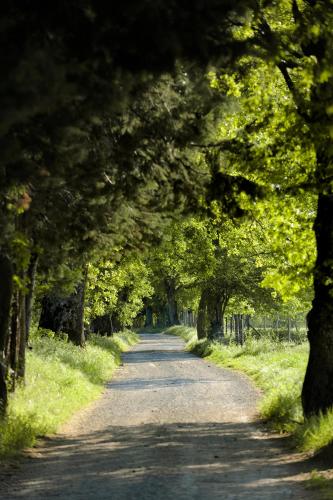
[302,193,333,416]
[25,252,39,342]
[197,288,228,340]
[165,279,179,326]
[0,254,13,413]
[207,295,223,340]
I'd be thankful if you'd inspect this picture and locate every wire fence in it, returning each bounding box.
[179,309,308,344]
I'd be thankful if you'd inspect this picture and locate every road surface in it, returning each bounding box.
[0,333,313,499]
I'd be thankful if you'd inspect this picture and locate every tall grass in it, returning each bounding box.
[0,330,138,458]
[166,325,333,455]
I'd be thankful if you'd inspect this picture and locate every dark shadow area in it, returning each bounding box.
[0,422,316,499]
[122,350,194,364]
[107,377,224,391]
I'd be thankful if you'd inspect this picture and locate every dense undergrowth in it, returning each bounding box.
[0,329,138,459]
[166,325,333,455]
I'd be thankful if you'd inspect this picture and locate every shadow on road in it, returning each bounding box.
[1,422,316,499]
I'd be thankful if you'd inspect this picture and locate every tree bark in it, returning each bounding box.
[207,292,228,340]
[67,275,86,346]
[234,314,240,345]
[207,294,223,340]
[8,288,27,388]
[0,254,13,413]
[25,252,39,342]
[302,193,333,415]
[239,314,244,346]
[165,279,179,326]
[17,290,27,380]
[197,288,208,339]
[287,317,291,342]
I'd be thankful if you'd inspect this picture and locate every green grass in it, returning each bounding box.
[306,470,333,500]
[165,325,333,455]
[0,330,138,459]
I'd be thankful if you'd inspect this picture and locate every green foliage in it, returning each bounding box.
[86,253,153,328]
[0,330,138,458]
[295,409,333,453]
[2,0,333,433]
[165,325,198,343]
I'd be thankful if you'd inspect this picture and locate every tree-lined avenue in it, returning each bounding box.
[0,334,312,499]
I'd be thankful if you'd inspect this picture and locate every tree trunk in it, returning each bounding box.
[8,288,27,387]
[67,275,86,346]
[197,288,208,339]
[302,193,333,416]
[234,314,239,345]
[207,293,224,340]
[239,314,244,346]
[25,252,39,342]
[183,308,187,326]
[165,279,179,326]
[17,290,27,380]
[0,254,13,413]
[287,317,291,342]
[144,306,153,328]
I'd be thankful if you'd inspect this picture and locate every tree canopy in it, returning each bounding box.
[2,0,333,417]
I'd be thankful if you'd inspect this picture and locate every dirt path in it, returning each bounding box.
[0,333,315,499]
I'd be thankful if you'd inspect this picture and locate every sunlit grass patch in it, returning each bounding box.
[165,325,196,343]
[295,409,333,452]
[0,330,138,458]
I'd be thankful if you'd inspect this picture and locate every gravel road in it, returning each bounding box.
[0,333,314,499]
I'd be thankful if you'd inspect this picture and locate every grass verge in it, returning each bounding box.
[0,330,138,459]
[165,325,333,456]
